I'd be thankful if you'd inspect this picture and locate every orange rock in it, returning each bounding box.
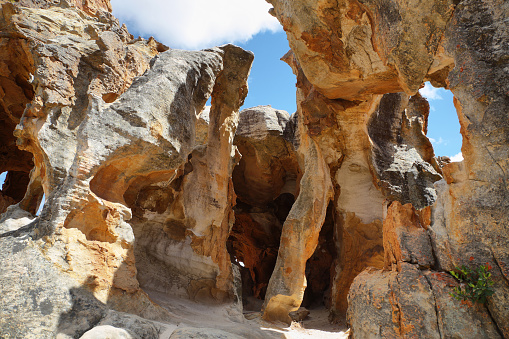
[383,201,434,271]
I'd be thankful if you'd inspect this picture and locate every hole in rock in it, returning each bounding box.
[0,170,32,214]
[36,194,45,216]
[0,172,6,190]
[419,82,462,162]
[1,171,30,201]
[122,168,199,302]
[302,202,336,310]
[102,92,119,103]
[227,192,295,312]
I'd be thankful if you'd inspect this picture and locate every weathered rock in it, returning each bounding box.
[265,0,508,334]
[424,271,501,338]
[0,1,255,337]
[233,105,300,207]
[383,201,434,270]
[421,0,509,335]
[0,204,35,235]
[80,326,134,339]
[227,105,300,305]
[169,327,243,339]
[368,93,442,209]
[347,264,501,339]
[0,224,107,338]
[1,0,508,337]
[346,268,399,338]
[267,49,386,323]
[289,307,310,322]
[82,311,160,339]
[0,0,112,17]
[175,44,254,302]
[33,46,229,307]
[196,106,211,146]
[0,0,164,215]
[262,131,334,324]
[266,0,454,99]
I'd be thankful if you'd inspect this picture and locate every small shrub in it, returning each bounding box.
[449,263,494,304]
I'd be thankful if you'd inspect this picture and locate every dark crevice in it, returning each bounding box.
[227,192,295,311]
[423,273,444,339]
[426,230,441,271]
[490,249,509,286]
[485,302,504,338]
[302,202,336,310]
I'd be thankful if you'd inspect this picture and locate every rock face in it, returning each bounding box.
[0,0,508,338]
[0,0,112,16]
[0,0,165,216]
[348,265,501,339]
[368,93,442,210]
[264,0,509,336]
[0,1,262,337]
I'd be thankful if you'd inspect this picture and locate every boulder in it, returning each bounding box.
[347,264,501,339]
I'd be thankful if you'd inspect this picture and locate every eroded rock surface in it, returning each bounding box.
[265,0,509,335]
[266,0,454,99]
[348,264,501,339]
[368,93,442,209]
[0,1,264,337]
[0,0,508,337]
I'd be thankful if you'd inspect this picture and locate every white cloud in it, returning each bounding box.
[430,137,447,146]
[419,82,444,101]
[111,0,282,50]
[450,152,464,162]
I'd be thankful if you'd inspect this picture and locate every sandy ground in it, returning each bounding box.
[253,307,349,339]
[146,288,349,338]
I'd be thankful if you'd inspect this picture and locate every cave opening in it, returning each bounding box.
[1,171,30,202]
[0,170,31,214]
[302,202,336,310]
[121,168,193,301]
[227,192,295,312]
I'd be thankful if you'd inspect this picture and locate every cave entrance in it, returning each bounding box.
[0,170,33,214]
[227,192,295,312]
[121,169,193,301]
[302,202,336,310]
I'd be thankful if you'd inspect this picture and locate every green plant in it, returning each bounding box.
[449,263,494,304]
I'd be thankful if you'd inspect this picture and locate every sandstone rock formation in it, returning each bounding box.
[0,0,508,337]
[264,0,509,336]
[0,1,279,337]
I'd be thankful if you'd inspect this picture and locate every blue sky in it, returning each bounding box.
[0,172,5,190]
[419,83,462,160]
[237,31,297,114]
